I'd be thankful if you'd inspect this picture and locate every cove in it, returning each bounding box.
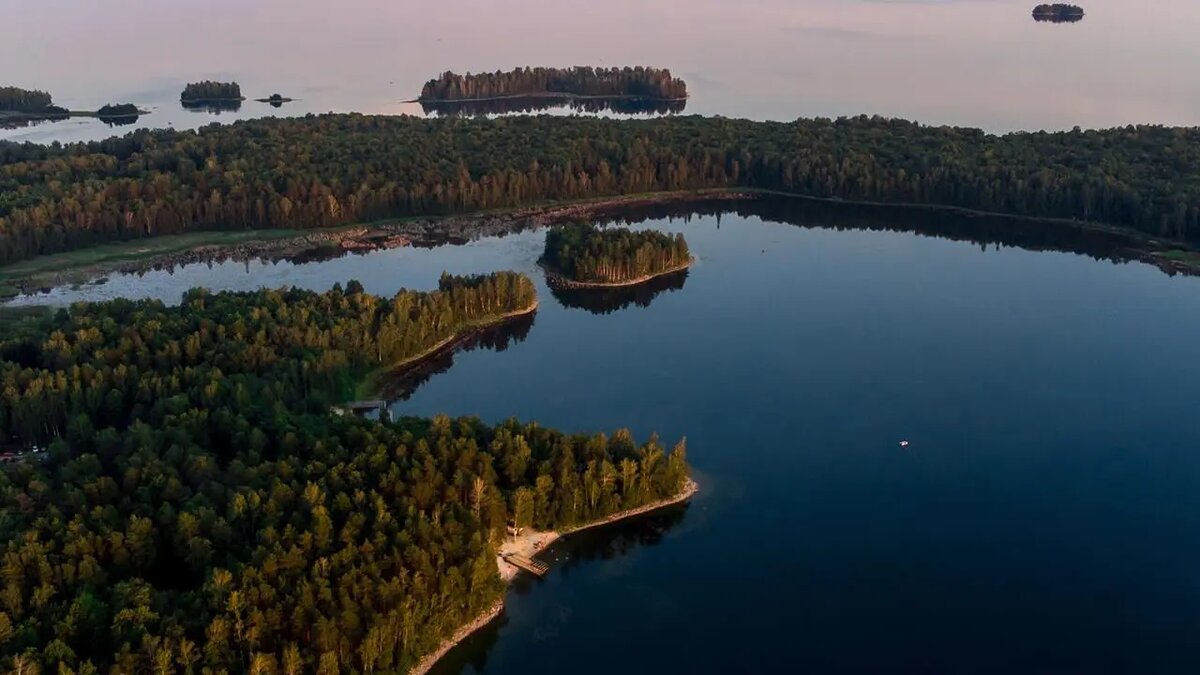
[13,201,1200,673]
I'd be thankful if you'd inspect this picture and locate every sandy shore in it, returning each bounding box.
[499,477,700,580]
[410,478,699,674]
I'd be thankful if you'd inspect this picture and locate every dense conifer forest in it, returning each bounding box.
[0,275,689,674]
[543,223,691,285]
[180,81,243,102]
[1,113,1199,269]
[420,66,687,101]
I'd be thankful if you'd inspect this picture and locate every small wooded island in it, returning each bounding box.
[254,93,295,107]
[0,86,144,125]
[177,79,243,103]
[419,66,688,102]
[542,222,693,288]
[1033,3,1085,22]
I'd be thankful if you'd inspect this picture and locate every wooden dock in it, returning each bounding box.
[502,553,550,577]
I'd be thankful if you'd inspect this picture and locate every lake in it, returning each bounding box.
[4,0,1200,144]
[15,199,1200,672]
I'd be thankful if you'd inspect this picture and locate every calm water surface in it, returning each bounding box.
[16,205,1200,672]
[3,0,1199,143]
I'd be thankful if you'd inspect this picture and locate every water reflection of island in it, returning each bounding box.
[572,193,1195,277]
[181,99,243,114]
[375,311,535,401]
[550,268,689,315]
[421,95,686,117]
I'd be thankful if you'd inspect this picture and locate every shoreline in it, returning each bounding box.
[407,600,505,675]
[355,300,539,399]
[6,186,1200,300]
[409,478,699,675]
[540,257,695,290]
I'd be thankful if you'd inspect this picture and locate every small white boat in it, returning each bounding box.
[898,440,910,448]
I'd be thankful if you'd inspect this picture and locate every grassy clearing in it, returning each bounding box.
[1156,249,1200,262]
[0,229,312,286]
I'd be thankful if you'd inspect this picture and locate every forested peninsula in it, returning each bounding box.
[542,222,692,287]
[419,66,687,101]
[0,86,143,126]
[2,114,1199,270]
[0,274,692,674]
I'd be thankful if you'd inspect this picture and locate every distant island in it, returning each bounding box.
[541,222,693,288]
[254,93,295,107]
[421,95,686,117]
[419,66,688,103]
[0,86,144,127]
[1033,3,1085,22]
[180,80,243,101]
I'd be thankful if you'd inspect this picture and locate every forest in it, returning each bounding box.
[180,81,243,102]
[1032,4,1085,21]
[419,66,687,101]
[0,275,690,674]
[1,113,1199,268]
[0,87,54,113]
[543,222,692,285]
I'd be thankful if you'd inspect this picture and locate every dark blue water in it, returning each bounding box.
[17,203,1200,672]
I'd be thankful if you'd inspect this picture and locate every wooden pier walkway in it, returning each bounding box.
[502,553,550,577]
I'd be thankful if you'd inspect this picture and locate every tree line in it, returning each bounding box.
[2,113,1199,269]
[543,222,691,284]
[0,87,55,113]
[419,66,687,101]
[180,81,243,102]
[0,275,689,674]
